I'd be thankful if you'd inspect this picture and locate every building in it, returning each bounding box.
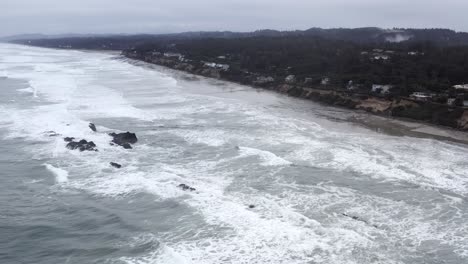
[304,77,313,84]
[285,75,296,84]
[163,52,183,58]
[373,55,390,60]
[218,64,230,71]
[410,92,432,102]
[453,84,468,92]
[408,51,424,56]
[204,62,230,71]
[254,76,275,84]
[321,77,330,85]
[347,80,356,91]
[372,84,393,95]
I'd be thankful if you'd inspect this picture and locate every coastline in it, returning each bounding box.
[121,54,468,145]
[6,43,466,144]
[122,50,468,133]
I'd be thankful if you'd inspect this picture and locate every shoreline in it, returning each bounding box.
[122,51,468,134]
[6,43,467,144]
[120,55,468,145]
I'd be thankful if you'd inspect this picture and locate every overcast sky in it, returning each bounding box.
[2,0,468,36]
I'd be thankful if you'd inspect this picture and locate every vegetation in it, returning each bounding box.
[129,37,468,96]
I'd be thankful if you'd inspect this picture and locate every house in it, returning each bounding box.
[304,78,313,85]
[285,75,296,84]
[447,94,465,106]
[321,77,330,85]
[218,64,230,71]
[410,92,432,102]
[163,52,183,58]
[373,55,390,60]
[453,84,468,92]
[347,80,356,91]
[204,62,230,71]
[447,98,456,106]
[204,62,216,68]
[254,76,275,84]
[372,84,393,95]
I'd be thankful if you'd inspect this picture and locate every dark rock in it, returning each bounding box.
[110,162,122,168]
[342,213,379,228]
[89,123,97,132]
[64,137,75,142]
[178,183,196,192]
[109,132,138,148]
[342,213,364,222]
[249,205,255,209]
[66,139,98,152]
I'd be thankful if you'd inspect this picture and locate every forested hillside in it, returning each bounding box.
[12,27,468,96]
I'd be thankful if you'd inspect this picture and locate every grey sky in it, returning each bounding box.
[2,0,468,36]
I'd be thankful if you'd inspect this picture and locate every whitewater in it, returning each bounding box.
[1,43,467,264]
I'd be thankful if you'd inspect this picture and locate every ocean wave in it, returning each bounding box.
[238,146,292,166]
[44,163,69,183]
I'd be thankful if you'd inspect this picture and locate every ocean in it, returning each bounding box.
[1,43,467,264]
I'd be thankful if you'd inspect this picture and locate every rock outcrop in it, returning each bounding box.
[178,184,196,191]
[109,132,138,149]
[110,162,122,168]
[89,123,97,132]
[65,138,98,152]
[64,137,75,142]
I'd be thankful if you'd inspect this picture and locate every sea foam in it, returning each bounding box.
[45,163,69,183]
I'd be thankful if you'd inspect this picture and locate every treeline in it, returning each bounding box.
[12,27,468,47]
[130,36,468,95]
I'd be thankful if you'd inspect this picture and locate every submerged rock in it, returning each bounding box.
[66,139,98,152]
[341,213,378,228]
[178,184,196,192]
[89,123,97,132]
[46,131,61,137]
[342,213,360,221]
[249,205,255,209]
[109,132,138,149]
[110,162,122,168]
[63,137,75,142]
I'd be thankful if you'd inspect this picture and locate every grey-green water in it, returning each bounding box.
[1,43,467,264]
